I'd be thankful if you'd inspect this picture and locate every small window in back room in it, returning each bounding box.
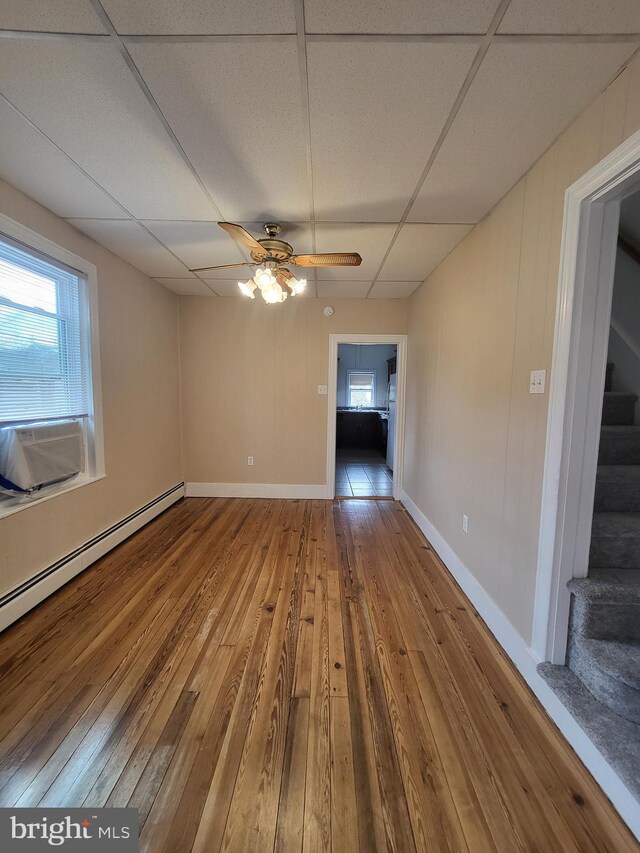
[348,371,375,407]
[0,232,100,508]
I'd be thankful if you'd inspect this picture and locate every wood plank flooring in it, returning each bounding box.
[0,497,637,852]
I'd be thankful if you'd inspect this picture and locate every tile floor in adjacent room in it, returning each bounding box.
[335,448,393,497]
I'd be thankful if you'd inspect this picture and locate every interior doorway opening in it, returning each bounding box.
[326,334,407,501]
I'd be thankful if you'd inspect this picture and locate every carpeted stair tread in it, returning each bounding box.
[569,569,640,603]
[580,638,640,690]
[594,466,640,511]
[599,426,640,465]
[601,392,637,426]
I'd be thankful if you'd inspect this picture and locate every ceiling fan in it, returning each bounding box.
[190,222,362,303]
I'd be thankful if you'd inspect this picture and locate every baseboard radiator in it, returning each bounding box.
[0,482,185,632]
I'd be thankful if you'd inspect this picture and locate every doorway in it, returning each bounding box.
[326,334,407,500]
[533,128,640,665]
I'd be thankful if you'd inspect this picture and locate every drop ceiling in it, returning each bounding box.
[0,1,638,298]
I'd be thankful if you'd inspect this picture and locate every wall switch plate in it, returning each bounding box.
[462,514,469,534]
[247,456,254,466]
[318,384,328,395]
[529,369,546,394]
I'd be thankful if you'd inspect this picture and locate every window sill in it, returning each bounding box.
[0,472,106,520]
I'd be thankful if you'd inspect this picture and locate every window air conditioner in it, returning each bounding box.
[0,420,85,494]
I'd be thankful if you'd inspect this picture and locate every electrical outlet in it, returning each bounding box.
[247,456,254,466]
[529,369,546,394]
[318,384,328,395]
[462,514,469,534]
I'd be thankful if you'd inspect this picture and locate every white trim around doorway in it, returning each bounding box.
[326,334,408,501]
[532,128,640,664]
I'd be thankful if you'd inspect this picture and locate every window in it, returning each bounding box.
[0,238,91,424]
[348,371,375,407]
[0,219,102,514]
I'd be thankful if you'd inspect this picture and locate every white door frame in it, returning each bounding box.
[326,334,408,500]
[532,128,640,664]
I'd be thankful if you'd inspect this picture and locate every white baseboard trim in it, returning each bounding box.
[0,483,185,633]
[186,482,330,499]
[400,488,640,841]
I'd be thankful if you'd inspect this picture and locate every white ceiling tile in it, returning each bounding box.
[128,40,309,221]
[153,277,215,295]
[304,0,499,34]
[101,0,295,35]
[499,0,640,34]
[314,223,398,280]
[408,41,637,223]
[379,223,472,280]
[0,100,126,218]
[368,281,422,298]
[0,40,218,220]
[317,281,371,298]
[66,219,189,276]
[0,1,105,33]
[307,40,477,222]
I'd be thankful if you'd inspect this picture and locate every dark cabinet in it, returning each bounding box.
[336,412,382,449]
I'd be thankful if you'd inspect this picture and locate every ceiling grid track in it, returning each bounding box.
[0,91,211,287]
[87,0,245,295]
[293,0,319,297]
[364,0,514,297]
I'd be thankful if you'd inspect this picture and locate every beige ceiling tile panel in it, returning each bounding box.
[128,40,309,222]
[314,223,397,280]
[101,0,295,34]
[307,40,477,222]
[142,220,244,274]
[66,219,188,277]
[379,223,473,280]
[408,41,637,223]
[0,40,217,220]
[499,0,640,34]
[368,281,422,298]
[153,278,214,295]
[304,0,499,34]
[0,0,105,33]
[317,281,371,298]
[0,100,126,218]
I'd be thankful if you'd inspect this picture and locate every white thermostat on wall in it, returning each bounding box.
[323,306,334,317]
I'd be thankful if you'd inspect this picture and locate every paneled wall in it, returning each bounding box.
[179,298,407,486]
[0,180,182,599]
[404,51,640,643]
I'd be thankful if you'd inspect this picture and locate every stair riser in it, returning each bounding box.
[594,477,640,512]
[590,534,640,569]
[605,363,614,393]
[602,397,636,426]
[567,637,640,723]
[570,596,640,643]
[599,434,640,465]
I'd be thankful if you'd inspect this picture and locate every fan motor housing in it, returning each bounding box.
[252,238,293,262]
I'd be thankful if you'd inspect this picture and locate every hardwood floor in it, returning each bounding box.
[0,497,637,852]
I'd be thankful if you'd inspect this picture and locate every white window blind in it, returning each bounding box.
[0,236,90,425]
[348,371,375,407]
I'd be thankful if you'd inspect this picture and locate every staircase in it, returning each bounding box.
[566,363,640,723]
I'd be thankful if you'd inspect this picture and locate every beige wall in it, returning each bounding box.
[0,180,182,598]
[179,297,407,485]
[404,51,640,643]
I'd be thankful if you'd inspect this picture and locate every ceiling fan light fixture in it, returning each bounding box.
[255,267,276,290]
[238,280,257,298]
[262,281,287,304]
[291,277,307,295]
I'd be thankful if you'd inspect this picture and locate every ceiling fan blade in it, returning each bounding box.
[188,261,256,273]
[218,222,267,256]
[291,252,362,267]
